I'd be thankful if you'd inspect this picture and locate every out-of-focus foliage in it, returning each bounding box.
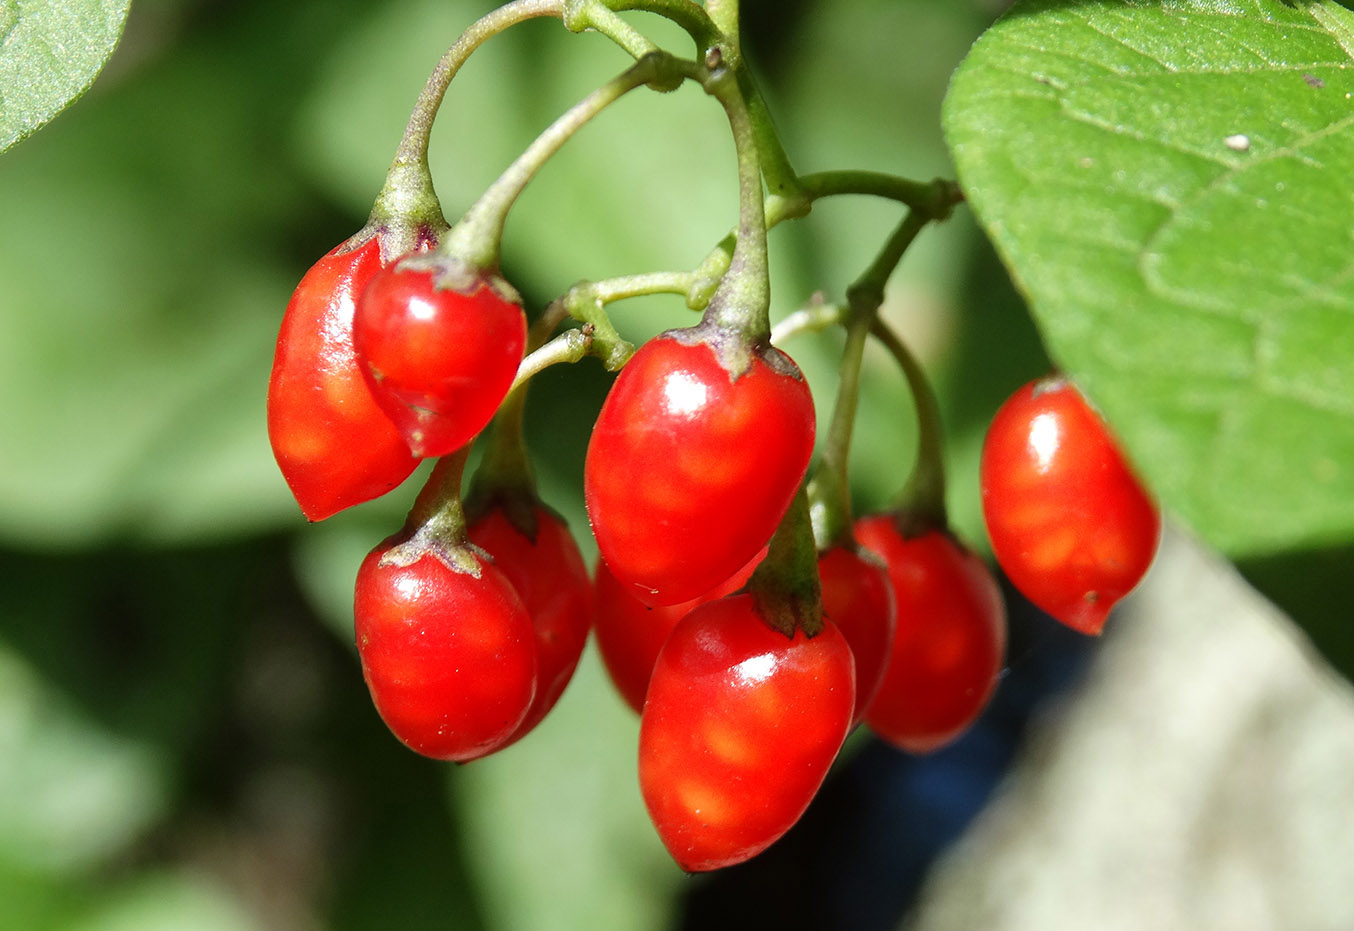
[0,0,132,154]
[3,0,1347,929]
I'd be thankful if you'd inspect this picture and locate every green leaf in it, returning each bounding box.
[943,0,1354,560]
[0,0,132,155]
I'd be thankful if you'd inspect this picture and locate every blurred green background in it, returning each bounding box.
[8,1,1350,929]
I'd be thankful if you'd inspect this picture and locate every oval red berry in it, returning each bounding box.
[585,333,815,606]
[593,548,764,714]
[354,537,537,761]
[468,504,593,742]
[639,593,854,872]
[354,262,526,458]
[980,377,1160,634]
[854,518,1006,754]
[267,238,420,521]
[817,544,896,725]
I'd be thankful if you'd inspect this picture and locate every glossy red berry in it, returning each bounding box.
[467,504,593,742]
[354,257,526,458]
[853,517,1006,754]
[817,545,896,725]
[593,548,764,714]
[980,377,1160,635]
[354,535,537,761]
[267,238,421,520]
[639,593,854,871]
[585,331,815,606]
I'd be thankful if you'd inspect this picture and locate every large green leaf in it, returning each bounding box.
[0,0,132,154]
[943,0,1354,560]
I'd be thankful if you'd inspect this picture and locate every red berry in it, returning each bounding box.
[639,593,854,871]
[468,504,593,741]
[817,545,896,725]
[593,548,764,714]
[584,332,815,606]
[354,257,526,458]
[980,377,1160,634]
[853,518,1006,754]
[267,238,420,521]
[354,535,537,761]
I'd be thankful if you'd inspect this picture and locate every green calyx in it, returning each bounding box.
[380,448,486,577]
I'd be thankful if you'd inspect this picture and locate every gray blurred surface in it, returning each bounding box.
[910,525,1354,931]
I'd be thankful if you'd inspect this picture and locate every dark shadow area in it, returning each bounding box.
[943,221,1051,436]
[0,539,489,931]
[1237,543,1354,685]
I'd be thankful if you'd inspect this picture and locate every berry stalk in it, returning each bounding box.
[747,485,824,638]
[362,447,486,580]
[872,318,948,534]
[695,44,773,364]
[802,210,929,548]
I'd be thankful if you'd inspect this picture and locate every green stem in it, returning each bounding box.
[612,0,718,46]
[405,446,471,539]
[807,313,871,550]
[698,46,771,348]
[464,378,544,540]
[687,173,959,313]
[703,0,740,41]
[509,327,595,392]
[769,297,846,345]
[563,0,656,57]
[742,70,805,207]
[439,51,696,271]
[384,447,482,576]
[797,172,961,221]
[747,485,823,638]
[872,319,948,533]
[807,211,929,549]
[373,0,583,234]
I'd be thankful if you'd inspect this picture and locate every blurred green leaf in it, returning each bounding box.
[0,0,131,155]
[64,872,257,931]
[0,645,168,874]
[0,33,318,546]
[452,652,679,931]
[943,0,1354,560]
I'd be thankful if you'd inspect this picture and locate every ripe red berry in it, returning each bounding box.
[639,593,854,871]
[267,238,421,520]
[354,256,527,458]
[853,517,1006,754]
[980,377,1160,634]
[817,544,896,725]
[584,331,815,606]
[354,535,537,761]
[593,549,764,714]
[467,504,593,742]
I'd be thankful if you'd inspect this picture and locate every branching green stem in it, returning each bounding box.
[806,211,929,548]
[686,173,960,314]
[872,319,948,533]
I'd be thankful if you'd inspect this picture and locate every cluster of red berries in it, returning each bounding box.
[266,213,1160,871]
